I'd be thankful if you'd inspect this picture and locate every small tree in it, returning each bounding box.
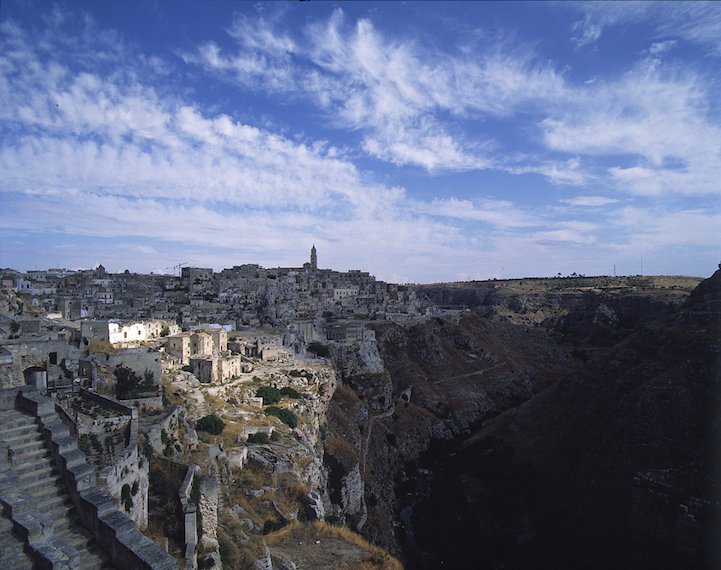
[247,432,270,445]
[265,407,298,429]
[196,414,225,435]
[280,386,302,399]
[115,365,155,399]
[256,386,281,405]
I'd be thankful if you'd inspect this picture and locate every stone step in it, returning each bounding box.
[5,438,46,459]
[57,525,95,550]
[0,520,16,541]
[78,543,112,570]
[10,444,52,464]
[0,543,29,567]
[0,515,31,568]
[0,416,38,430]
[48,507,79,533]
[3,425,42,439]
[21,472,63,496]
[11,452,54,476]
[0,414,37,432]
[1,426,41,446]
[14,461,55,480]
[33,491,73,512]
[1,409,115,569]
[24,480,66,501]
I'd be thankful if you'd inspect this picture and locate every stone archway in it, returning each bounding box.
[23,365,47,392]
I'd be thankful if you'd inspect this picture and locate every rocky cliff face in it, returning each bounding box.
[407,272,721,569]
[323,311,576,555]
[322,275,715,566]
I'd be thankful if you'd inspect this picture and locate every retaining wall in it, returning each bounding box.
[1,386,176,569]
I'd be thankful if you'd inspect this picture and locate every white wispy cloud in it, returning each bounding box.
[649,40,677,55]
[184,8,566,173]
[410,198,539,229]
[540,59,721,196]
[182,6,721,201]
[569,2,721,55]
[2,5,719,282]
[561,196,620,207]
[1,11,549,282]
[505,157,588,186]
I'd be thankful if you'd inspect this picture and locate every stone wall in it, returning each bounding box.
[3,386,176,569]
[143,406,184,455]
[0,335,71,389]
[78,388,149,528]
[85,349,162,386]
[178,464,199,570]
[199,474,219,553]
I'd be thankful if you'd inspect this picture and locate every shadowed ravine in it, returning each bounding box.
[326,274,720,569]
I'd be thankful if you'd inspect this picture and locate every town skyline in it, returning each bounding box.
[2,1,720,283]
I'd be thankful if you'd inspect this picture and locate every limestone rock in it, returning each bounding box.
[300,491,325,520]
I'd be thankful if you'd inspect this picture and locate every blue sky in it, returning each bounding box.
[1,1,720,283]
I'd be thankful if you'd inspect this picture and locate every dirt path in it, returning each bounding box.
[430,361,507,385]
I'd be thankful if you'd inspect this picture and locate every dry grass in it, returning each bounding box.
[266,521,403,570]
[88,338,117,355]
[324,434,358,470]
[225,463,279,528]
[274,471,309,517]
[221,419,244,448]
[202,391,225,411]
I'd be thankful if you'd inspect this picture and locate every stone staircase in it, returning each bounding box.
[0,408,113,569]
[0,508,31,567]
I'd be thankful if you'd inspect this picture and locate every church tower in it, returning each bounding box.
[310,244,317,271]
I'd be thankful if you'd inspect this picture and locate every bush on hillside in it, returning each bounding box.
[280,386,303,399]
[265,407,299,429]
[196,413,225,435]
[247,432,270,445]
[256,386,282,405]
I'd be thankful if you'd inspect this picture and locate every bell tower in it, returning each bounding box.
[310,244,317,271]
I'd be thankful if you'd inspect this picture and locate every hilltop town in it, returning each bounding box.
[0,247,422,569]
[0,250,716,570]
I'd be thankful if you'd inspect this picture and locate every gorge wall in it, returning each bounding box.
[322,274,717,567]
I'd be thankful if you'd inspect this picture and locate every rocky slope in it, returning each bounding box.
[322,274,712,566]
[324,312,577,555]
[408,271,721,568]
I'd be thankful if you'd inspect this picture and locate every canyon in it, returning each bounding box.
[324,274,718,568]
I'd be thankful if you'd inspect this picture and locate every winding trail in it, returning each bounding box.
[429,361,507,385]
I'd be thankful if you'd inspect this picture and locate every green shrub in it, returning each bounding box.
[256,386,281,405]
[79,433,92,454]
[288,369,312,379]
[196,414,225,435]
[280,386,303,399]
[262,516,287,534]
[265,407,298,429]
[247,432,270,445]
